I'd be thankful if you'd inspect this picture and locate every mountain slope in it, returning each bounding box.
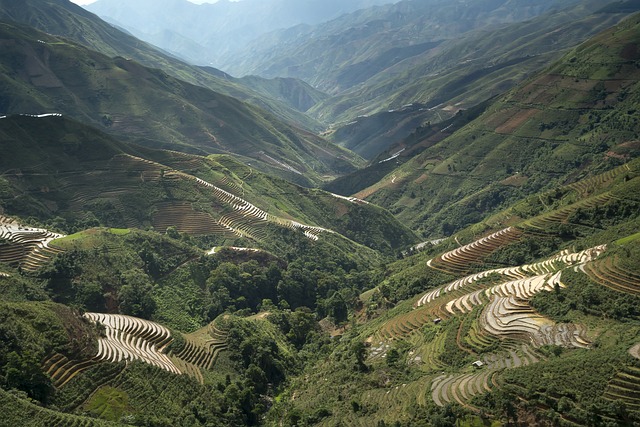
[333,12,640,237]
[221,0,581,89]
[271,153,640,425]
[0,114,415,255]
[0,0,325,131]
[316,0,639,150]
[0,21,360,185]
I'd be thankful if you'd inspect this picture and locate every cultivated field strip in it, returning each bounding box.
[583,255,640,295]
[84,313,180,375]
[427,227,523,274]
[172,323,229,372]
[568,162,632,196]
[152,202,237,237]
[604,365,640,411]
[522,192,614,231]
[0,216,65,271]
[430,343,541,408]
[418,245,607,309]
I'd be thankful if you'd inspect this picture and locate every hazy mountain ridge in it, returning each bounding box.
[87,0,400,67]
[219,0,580,89]
[316,0,638,126]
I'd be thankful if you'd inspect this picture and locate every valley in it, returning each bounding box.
[0,0,639,426]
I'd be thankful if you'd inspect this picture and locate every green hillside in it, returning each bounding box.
[269,155,640,426]
[0,21,360,185]
[340,13,640,238]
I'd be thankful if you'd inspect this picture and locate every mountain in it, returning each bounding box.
[318,0,640,158]
[329,11,640,238]
[1,3,640,427]
[0,0,326,131]
[86,0,399,67]
[219,0,581,88]
[0,21,360,185]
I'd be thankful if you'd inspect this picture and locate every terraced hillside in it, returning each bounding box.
[274,155,640,425]
[0,215,65,271]
[340,13,640,238]
[0,115,415,256]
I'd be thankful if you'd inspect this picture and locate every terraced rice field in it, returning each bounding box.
[373,245,604,384]
[480,295,589,348]
[427,227,524,274]
[568,163,633,196]
[0,216,65,271]
[583,255,640,295]
[419,245,606,310]
[604,365,640,412]
[171,322,229,373]
[360,376,433,418]
[521,192,614,231]
[84,313,180,375]
[152,202,237,237]
[163,165,331,241]
[42,352,99,388]
[430,343,542,408]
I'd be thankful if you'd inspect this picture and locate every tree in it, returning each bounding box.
[119,269,156,318]
[351,341,368,372]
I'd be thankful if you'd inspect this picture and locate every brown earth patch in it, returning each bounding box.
[495,108,540,134]
[621,42,640,60]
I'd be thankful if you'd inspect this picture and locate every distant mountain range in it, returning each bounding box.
[86,0,399,67]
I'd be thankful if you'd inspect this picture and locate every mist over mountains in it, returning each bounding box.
[86,0,399,66]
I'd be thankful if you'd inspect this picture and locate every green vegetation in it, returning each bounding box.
[339,14,640,238]
[0,3,639,427]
